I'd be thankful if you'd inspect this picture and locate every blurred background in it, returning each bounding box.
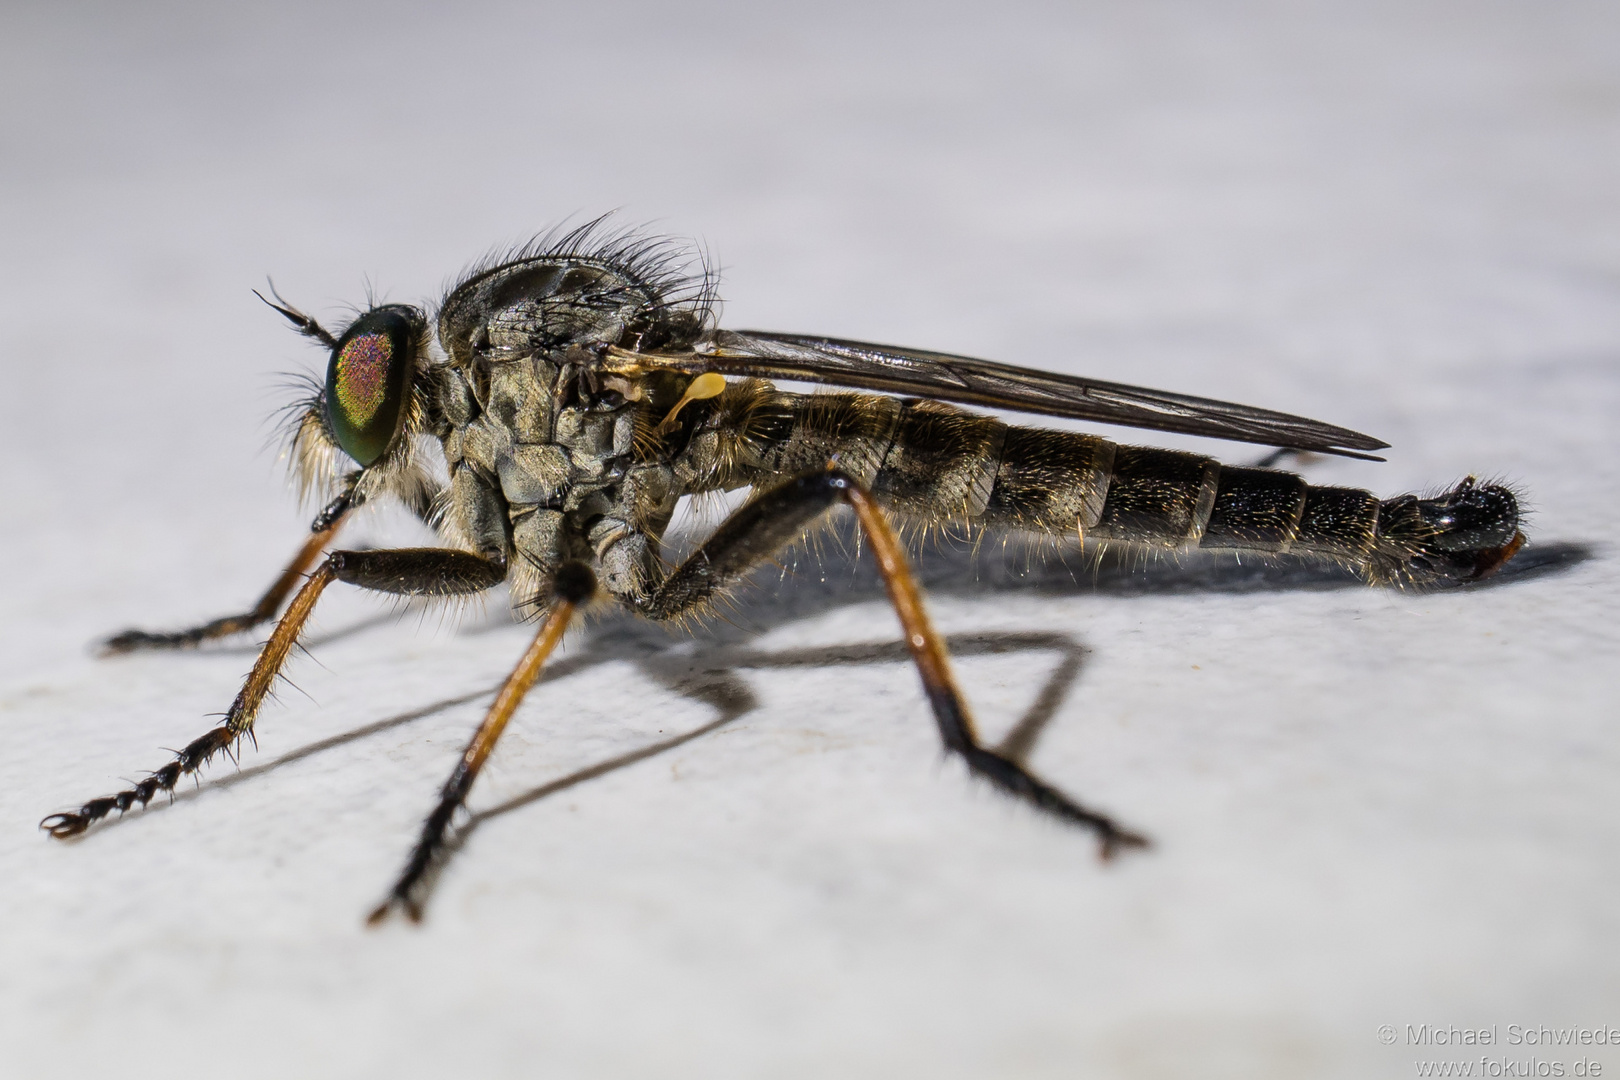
[2,2,1616,1078]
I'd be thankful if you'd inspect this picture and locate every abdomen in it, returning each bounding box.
[761,394,1525,586]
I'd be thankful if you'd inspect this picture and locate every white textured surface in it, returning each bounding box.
[2,3,1617,1078]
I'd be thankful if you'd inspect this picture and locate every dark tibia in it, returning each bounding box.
[101,495,354,654]
[43,547,505,840]
[638,467,1148,858]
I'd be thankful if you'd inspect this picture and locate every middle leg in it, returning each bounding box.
[636,467,1148,858]
[368,562,597,924]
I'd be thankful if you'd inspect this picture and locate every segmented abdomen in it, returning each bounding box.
[978,433,1380,564]
[717,391,1521,586]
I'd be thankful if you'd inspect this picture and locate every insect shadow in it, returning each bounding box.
[70,523,1593,913]
[455,530,1588,787]
[396,527,1595,910]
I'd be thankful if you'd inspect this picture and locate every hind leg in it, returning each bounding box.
[634,467,1149,858]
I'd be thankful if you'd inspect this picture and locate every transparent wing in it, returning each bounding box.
[607,330,1389,459]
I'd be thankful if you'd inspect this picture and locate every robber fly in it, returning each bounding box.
[41,221,1526,922]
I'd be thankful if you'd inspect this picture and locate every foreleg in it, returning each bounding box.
[41,548,505,838]
[102,491,357,654]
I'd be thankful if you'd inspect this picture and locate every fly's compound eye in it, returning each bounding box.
[324,305,423,466]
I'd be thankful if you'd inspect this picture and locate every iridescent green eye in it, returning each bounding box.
[324,305,421,466]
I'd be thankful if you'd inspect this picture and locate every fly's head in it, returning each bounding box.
[263,289,438,517]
